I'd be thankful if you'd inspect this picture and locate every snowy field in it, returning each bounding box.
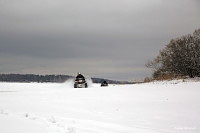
[0,80,200,133]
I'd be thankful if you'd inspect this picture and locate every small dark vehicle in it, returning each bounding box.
[74,73,88,88]
[101,80,108,87]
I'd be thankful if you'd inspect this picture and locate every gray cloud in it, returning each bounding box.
[0,0,200,80]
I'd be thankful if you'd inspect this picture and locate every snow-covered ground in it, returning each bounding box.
[0,80,200,133]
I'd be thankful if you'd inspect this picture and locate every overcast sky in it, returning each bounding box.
[0,0,200,80]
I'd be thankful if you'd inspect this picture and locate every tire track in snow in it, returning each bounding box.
[0,109,163,133]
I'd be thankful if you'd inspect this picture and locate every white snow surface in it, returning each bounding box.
[0,80,200,133]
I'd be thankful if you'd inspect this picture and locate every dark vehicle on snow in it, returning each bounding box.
[101,80,108,87]
[74,73,88,88]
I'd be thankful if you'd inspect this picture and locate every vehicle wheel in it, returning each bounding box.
[85,83,88,88]
[74,84,77,88]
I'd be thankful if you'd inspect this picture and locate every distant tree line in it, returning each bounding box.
[91,77,133,84]
[0,74,133,84]
[146,29,200,79]
[0,74,73,83]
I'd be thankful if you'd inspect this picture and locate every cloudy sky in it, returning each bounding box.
[0,0,200,80]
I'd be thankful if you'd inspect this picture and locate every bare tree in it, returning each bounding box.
[147,29,200,79]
